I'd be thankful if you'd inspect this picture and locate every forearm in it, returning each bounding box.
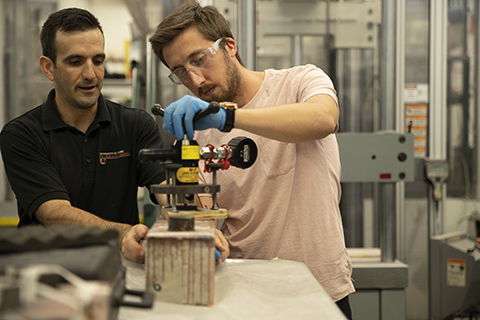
[198,196,229,264]
[234,95,339,143]
[35,199,132,247]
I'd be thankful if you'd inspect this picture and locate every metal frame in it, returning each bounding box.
[395,0,407,264]
[429,0,448,237]
[429,1,449,318]
[378,0,407,263]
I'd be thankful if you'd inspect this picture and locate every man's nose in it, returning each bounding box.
[187,68,205,87]
[83,61,96,80]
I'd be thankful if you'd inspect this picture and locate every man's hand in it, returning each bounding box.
[121,224,149,264]
[215,228,230,266]
[163,95,225,139]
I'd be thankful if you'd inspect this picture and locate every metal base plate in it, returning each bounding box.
[162,207,228,221]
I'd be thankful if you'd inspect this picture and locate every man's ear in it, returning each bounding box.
[39,56,55,81]
[224,38,237,58]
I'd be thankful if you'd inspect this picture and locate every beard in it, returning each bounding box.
[201,52,242,103]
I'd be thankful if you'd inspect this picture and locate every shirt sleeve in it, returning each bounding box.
[0,123,70,219]
[297,64,338,106]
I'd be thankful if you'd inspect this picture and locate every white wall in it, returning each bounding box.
[445,198,480,237]
[58,0,133,71]
[58,0,134,102]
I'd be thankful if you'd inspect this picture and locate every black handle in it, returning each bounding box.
[192,101,220,123]
[138,148,177,163]
[228,137,258,169]
[152,104,164,117]
[151,101,220,124]
[119,289,154,309]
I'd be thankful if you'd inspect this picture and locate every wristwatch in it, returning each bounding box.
[219,102,238,132]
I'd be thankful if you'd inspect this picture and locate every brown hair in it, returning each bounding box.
[41,7,103,65]
[149,1,244,68]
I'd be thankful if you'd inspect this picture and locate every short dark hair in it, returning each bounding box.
[40,7,104,64]
[149,1,244,68]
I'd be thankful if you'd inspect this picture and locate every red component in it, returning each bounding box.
[379,173,392,179]
[218,144,231,170]
[203,144,216,173]
[202,144,232,172]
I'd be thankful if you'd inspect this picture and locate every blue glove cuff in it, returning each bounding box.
[218,108,227,131]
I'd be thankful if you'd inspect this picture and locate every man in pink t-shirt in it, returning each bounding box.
[149,2,355,318]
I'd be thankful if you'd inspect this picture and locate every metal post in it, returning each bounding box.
[429,0,448,238]
[291,35,302,67]
[237,0,256,70]
[211,169,219,210]
[429,3,448,317]
[379,0,397,262]
[395,0,407,263]
[339,49,364,248]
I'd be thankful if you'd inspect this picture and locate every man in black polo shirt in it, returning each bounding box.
[0,7,229,264]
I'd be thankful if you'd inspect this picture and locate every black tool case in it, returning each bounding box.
[0,225,152,319]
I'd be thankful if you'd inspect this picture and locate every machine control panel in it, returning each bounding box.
[425,160,449,201]
[337,132,415,183]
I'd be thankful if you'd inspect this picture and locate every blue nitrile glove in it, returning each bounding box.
[163,95,226,140]
[215,248,221,260]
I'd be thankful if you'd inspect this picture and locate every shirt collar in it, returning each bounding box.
[41,89,111,131]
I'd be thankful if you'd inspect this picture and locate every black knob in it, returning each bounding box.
[228,137,258,169]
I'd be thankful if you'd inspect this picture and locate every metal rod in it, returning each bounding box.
[211,169,219,210]
[165,171,171,208]
[171,173,177,211]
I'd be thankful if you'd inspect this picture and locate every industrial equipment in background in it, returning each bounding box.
[426,160,480,319]
[425,160,450,202]
[139,103,257,306]
[338,131,414,320]
[430,232,480,319]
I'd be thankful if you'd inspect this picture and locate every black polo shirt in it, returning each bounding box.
[0,89,166,226]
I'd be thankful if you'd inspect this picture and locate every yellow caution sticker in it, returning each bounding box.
[182,145,200,160]
[177,167,199,183]
[446,258,466,287]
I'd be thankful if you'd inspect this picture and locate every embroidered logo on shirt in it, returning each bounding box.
[99,150,131,165]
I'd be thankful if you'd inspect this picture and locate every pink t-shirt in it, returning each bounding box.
[195,64,355,301]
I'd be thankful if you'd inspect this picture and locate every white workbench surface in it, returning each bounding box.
[119,257,346,320]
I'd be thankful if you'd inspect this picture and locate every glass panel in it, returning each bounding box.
[302,36,329,71]
[405,0,429,84]
[257,36,292,71]
[446,0,478,197]
[3,0,57,121]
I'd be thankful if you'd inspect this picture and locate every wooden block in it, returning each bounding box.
[145,218,216,306]
[162,206,227,221]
